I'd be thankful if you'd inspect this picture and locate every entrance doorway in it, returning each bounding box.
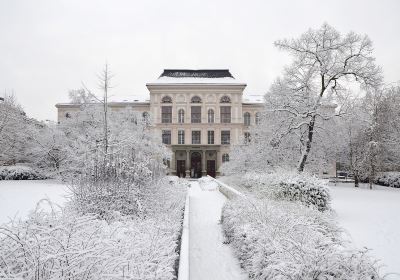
[176,160,186,178]
[207,160,216,178]
[190,152,202,178]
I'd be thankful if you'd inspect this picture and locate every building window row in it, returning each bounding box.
[161,130,231,145]
[163,106,231,123]
[161,95,231,104]
[244,112,261,126]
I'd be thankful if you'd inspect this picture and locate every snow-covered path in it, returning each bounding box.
[188,181,247,280]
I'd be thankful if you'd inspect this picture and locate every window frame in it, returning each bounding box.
[222,153,229,163]
[191,106,202,123]
[162,130,171,145]
[178,130,185,144]
[244,112,251,126]
[221,130,230,144]
[207,130,214,144]
[192,130,201,144]
[220,106,231,123]
[161,106,172,123]
[161,96,172,103]
[208,108,214,123]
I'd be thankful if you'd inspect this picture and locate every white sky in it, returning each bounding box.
[1,0,399,121]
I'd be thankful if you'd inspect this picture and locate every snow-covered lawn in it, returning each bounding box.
[329,182,400,278]
[0,179,68,224]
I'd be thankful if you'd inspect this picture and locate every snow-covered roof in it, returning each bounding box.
[148,69,246,85]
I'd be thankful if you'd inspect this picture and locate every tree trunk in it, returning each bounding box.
[297,116,316,172]
[354,172,359,187]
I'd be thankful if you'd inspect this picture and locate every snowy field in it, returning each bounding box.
[0,180,68,224]
[329,183,400,278]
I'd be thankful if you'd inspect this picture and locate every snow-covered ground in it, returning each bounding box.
[329,182,400,278]
[189,181,247,280]
[0,180,68,224]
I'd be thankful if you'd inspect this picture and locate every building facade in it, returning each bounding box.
[56,69,264,178]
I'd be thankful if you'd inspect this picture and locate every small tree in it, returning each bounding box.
[268,23,382,172]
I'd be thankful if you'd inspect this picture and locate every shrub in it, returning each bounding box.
[0,165,46,180]
[0,177,187,280]
[222,197,382,280]
[242,171,331,211]
[374,172,400,188]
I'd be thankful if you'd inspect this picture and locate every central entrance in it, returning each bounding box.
[190,152,202,178]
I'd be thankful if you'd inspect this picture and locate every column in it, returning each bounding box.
[171,150,176,175]
[185,150,190,177]
[202,149,207,176]
[216,150,221,176]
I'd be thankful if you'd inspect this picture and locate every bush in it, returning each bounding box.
[222,197,382,280]
[242,171,331,211]
[0,177,187,280]
[374,172,400,188]
[0,165,47,180]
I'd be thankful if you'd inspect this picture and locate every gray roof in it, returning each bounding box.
[160,69,234,79]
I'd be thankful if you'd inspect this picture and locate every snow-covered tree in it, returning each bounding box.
[0,92,28,165]
[267,23,382,172]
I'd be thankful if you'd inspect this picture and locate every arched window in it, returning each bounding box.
[191,96,202,103]
[208,109,214,123]
[161,96,172,103]
[220,95,231,103]
[65,112,71,118]
[244,112,251,126]
[255,112,261,125]
[178,109,185,123]
[222,153,229,163]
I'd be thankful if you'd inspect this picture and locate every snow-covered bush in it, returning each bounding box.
[242,171,331,211]
[198,176,219,191]
[0,165,46,180]
[0,177,187,280]
[222,197,382,280]
[374,172,400,188]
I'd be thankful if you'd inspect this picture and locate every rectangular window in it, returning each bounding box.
[191,106,201,123]
[162,130,171,144]
[178,130,185,144]
[208,131,214,144]
[220,106,231,123]
[161,106,172,123]
[221,130,230,144]
[192,131,201,144]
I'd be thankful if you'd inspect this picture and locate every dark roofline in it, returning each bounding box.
[160,69,234,79]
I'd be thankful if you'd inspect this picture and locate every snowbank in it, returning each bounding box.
[0,165,46,180]
[198,176,219,191]
[222,197,383,279]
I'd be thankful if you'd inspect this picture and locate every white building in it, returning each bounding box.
[56,69,264,178]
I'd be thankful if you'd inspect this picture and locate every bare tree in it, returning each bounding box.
[269,23,382,172]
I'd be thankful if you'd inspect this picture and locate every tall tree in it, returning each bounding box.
[269,23,382,172]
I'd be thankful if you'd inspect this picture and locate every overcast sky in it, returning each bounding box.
[1,0,399,121]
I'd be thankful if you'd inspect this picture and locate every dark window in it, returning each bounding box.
[255,112,261,125]
[220,96,231,103]
[191,96,202,103]
[220,106,231,123]
[162,130,171,144]
[208,131,214,144]
[161,106,172,123]
[142,112,150,124]
[178,130,185,144]
[244,112,251,126]
[65,112,71,118]
[208,109,214,123]
[222,153,229,163]
[192,131,201,144]
[178,109,185,123]
[161,96,172,103]
[221,130,230,144]
[244,132,251,144]
[191,106,201,123]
